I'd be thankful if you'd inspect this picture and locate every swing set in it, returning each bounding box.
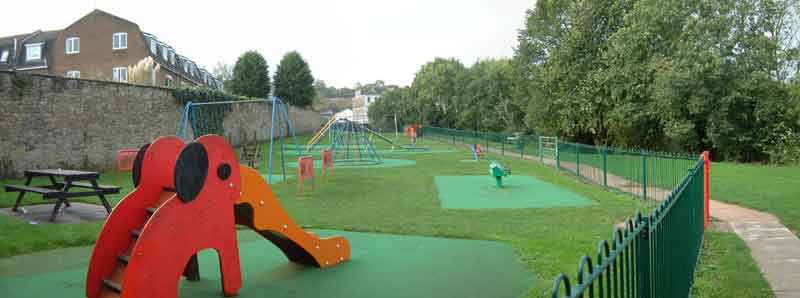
[177,97,302,184]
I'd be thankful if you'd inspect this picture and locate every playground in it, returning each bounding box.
[0,125,659,297]
[0,109,779,298]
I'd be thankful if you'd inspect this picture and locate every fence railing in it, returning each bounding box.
[420,126,707,298]
[421,127,697,201]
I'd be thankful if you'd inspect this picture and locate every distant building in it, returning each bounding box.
[334,108,354,121]
[352,90,380,123]
[0,9,221,89]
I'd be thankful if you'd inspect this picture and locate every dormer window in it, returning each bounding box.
[66,37,80,54]
[169,51,175,65]
[0,50,8,63]
[150,39,157,54]
[112,32,128,50]
[25,43,42,61]
[162,46,168,60]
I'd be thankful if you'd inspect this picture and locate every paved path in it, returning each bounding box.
[0,203,108,224]
[711,201,800,298]
[432,137,800,297]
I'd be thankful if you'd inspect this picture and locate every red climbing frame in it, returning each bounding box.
[321,148,333,177]
[297,155,315,194]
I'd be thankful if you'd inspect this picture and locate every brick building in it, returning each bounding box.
[0,9,221,89]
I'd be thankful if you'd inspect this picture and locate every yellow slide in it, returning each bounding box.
[306,117,338,152]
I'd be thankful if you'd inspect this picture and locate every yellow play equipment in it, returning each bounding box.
[306,116,338,152]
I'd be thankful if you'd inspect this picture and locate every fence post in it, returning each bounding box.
[576,145,581,177]
[703,151,710,230]
[603,146,608,187]
[520,138,525,159]
[636,218,652,298]
[556,137,561,170]
[501,138,505,156]
[539,137,543,163]
[641,150,647,200]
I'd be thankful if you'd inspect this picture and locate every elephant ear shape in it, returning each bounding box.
[131,142,151,187]
[174,142,209,203]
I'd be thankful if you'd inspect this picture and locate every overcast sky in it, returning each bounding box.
[2,0,532,87]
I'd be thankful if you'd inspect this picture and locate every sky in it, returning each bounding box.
[1,0,533,87]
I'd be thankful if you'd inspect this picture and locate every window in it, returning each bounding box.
[0,50,8,63]
[112,67,128,82]
[112,33,128,50]
[162,45,168,60]
[169,51,175,65]
[66,37,80,54]
[25,43,42,61]
[65,70,80,78]
[183,61,189,73]
[150,39,157,54]
[165,75,174,87]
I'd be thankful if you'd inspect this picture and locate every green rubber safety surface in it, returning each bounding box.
[261,174,295,184]
[288,149,456,155]
[434,175,596,209]
[287,158,416,169]
[0,230,532,298]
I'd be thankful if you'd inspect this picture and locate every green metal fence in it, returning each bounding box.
[421,127,696,201]
[420,126,706,298]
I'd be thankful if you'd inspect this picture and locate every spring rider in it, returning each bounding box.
[489,161,509,188]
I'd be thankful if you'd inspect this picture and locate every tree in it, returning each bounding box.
[407,58,469,127]
[227,51,270,98]
[274,51,316,107]
[212,61,233,85]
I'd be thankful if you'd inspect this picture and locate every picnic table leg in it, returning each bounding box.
[50,197,65,222]
[12,176,33,212]
[55,177,72,208]
[89,179,113,214]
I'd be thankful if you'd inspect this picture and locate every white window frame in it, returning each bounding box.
[161,45,168,60]
[25,43,43,61]
[0,50,8,63]
[65,70,80,78]
[165,75,174,87]
[169,51,175,65]
[66,37,80,54]
[112,67,128,82]
[150,39,157,54]
[112,32,128,50]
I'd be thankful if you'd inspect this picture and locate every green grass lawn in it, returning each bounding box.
[711,162,800,235]
[0,135,771,297]
[692,230,773,298]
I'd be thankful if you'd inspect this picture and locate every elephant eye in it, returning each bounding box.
[174,142,209,203]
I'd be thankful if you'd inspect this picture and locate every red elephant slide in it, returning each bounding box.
[86,135,350,298]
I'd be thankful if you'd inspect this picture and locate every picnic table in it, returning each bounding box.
[4,169,120,222]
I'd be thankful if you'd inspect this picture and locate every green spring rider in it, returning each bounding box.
[489,161,510,188]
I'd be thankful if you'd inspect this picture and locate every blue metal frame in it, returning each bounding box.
[177,97,301,184]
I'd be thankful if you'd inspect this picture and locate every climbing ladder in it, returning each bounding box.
[539,136,558,166]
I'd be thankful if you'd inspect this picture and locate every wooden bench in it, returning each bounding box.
[5,185,64,199]
[240,143,262,168]
[55,182,122,194]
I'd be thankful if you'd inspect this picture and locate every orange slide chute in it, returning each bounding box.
[86,135,350,298]
[236,165,349,267]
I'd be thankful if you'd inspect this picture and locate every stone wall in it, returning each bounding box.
[0,71,322,178]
